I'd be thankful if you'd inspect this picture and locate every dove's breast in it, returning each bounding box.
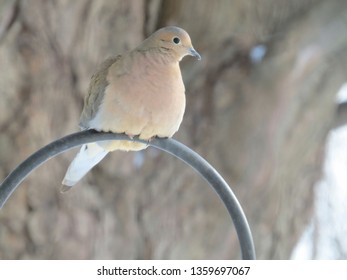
[88,51,186,151]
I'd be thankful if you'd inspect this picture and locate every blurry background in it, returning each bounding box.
[1,0,347,259]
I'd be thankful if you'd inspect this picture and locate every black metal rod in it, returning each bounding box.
[0,130,256,259]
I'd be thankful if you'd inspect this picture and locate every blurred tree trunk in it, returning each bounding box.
[1,0,347,259]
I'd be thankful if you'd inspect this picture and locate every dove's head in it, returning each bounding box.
[141,26,201,62]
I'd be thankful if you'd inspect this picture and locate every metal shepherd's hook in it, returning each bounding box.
[0,130,256,260]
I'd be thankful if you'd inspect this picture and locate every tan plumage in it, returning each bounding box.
[62,26,200,189]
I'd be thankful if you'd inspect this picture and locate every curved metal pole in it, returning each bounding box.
[0,130,256,259]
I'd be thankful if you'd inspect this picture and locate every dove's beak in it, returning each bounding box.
[189,47,201,60]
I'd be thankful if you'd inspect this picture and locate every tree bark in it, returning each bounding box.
[1,0,346,259]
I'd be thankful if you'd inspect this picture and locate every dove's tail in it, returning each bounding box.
[61,143,108,191]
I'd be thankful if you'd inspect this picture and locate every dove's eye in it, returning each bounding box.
[172,37,180,44]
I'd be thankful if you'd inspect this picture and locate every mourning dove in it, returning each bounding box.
[62,26,200,190]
